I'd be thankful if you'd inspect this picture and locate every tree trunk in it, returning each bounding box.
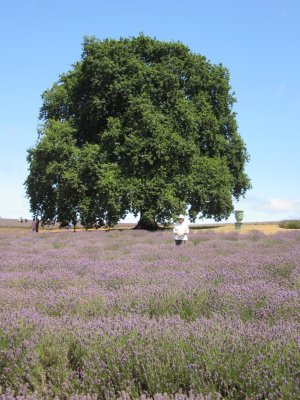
[72,220,77,232]
[134,211,159,230]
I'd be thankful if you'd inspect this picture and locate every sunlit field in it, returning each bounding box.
[0,227,299,399]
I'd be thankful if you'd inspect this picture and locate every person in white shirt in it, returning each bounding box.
[173,214,189,245]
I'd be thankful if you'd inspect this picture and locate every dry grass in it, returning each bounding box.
[205,223,290,234]
[0,218,296,235]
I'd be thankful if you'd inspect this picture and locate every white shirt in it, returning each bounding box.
[173,221,189,241]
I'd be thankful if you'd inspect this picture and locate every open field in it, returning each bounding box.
[201,223,291,235]
[0,218,293,235]
[0,223,299,399]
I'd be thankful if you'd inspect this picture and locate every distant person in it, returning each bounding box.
[31,219,36,231]
[173,214,189,245]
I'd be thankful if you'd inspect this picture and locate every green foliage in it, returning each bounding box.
[25,120,83,227]
[279,219,300,229]
[0,324,35,390]
[25,34,251,229]
[141,290,215,320]
[74,296,104,317]
[269,263,295,280]
[1,321,299,399]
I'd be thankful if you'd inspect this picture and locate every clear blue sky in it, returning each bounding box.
[1,0,299,223]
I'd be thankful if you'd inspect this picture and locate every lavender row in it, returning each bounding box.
[0,229,299,398]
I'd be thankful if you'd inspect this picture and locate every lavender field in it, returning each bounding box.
[0,228,299,400]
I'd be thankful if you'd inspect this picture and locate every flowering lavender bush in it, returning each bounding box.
[0,228,299,399]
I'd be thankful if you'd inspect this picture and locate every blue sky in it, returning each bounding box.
[1,0,300,223]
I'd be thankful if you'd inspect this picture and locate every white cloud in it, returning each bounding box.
[221,196,300,223]
[261,198,300,213]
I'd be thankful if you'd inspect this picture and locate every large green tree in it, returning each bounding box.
[25,34,251,229]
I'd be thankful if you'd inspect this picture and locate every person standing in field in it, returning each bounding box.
[173,214,189,245]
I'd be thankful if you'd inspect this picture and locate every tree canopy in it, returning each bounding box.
[25,34,251,229]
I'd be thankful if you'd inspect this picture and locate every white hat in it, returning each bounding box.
[178,214,185,219]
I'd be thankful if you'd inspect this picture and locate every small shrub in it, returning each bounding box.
[279,219,300,229]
